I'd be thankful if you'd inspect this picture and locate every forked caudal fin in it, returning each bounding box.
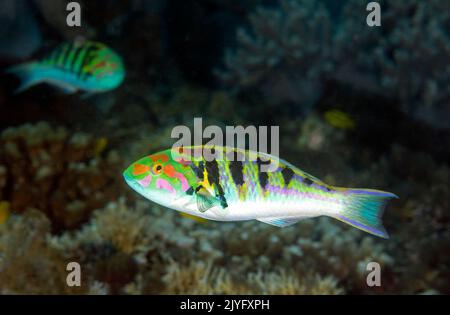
[333,189,398,239]
[6,62,41,93]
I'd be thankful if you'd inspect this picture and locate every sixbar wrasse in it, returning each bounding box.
[6,40,124,94]
[123,146,398,238]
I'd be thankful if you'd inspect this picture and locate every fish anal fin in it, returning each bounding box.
[45,79,78,94]
[257,215,315,228]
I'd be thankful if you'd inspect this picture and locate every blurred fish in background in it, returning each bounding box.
[6,40,125,94]
[324,109,355,130]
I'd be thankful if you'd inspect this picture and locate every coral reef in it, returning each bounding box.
[0,141,448,294]
[335,0,450,128]
[217,0,334,109]
[220,0,450,128]
[0,209,74,294]
[0,122,127,232]
[0,0,448,296]
[161,260,343,294]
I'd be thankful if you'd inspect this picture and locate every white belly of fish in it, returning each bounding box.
[169,196,342,223]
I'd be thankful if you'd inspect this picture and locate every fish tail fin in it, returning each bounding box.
[333,189,398,239]
[6,62,41,93]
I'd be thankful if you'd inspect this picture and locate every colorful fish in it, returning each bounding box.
[6,40,125,94]
[123,146,397,238]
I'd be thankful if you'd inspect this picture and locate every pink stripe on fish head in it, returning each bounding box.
[156,178,176,195]
[137,174,152,187]
[174,172,189,191]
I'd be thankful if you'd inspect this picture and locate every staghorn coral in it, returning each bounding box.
[0,122,127,231]
[220,0,450,128]
[246,270,343,295]
[161,260,343,295]
[0,209,80,294]
[48,198,197,294]
[162,260,240,294]
[0,207,134,295]
[335,0,450,128]
[217,0,334,109]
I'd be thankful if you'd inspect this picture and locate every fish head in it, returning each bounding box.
[123,148,197,208]
[84,44,125,91]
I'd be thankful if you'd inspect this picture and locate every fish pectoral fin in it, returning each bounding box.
[257,215,315,228]
[196,187,221,213]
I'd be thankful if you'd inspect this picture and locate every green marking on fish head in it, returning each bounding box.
[123,148,197,207]
[84,43,125,91]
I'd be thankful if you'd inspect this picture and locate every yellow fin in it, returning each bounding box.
[179,212,208,224]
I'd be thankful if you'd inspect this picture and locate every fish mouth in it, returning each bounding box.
[123,171,132,183]
[123,171,140,192]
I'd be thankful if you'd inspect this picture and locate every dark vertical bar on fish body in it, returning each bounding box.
[56,44,69,67]
[256,157,269,190]
[303,177,313,186]
[190,161,204,181]
[80,44,101,81]
[281,166,295,187]
[226,150,245,188]
[76,43,96,79]
[229,159,244,187]
[60,43,73,69]
[72,44,90,77]
[205,159,228,208]
[47,47,61,66]
[55,43,67,67]
[69,45,84,73]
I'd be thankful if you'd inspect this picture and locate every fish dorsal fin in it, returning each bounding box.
[257,215,315,228]
[196,187,221,213]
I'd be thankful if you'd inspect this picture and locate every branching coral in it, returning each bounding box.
[162,260,343,294]
[0,209,78,294]
[217,0,334,108]
[0,122,127,231]
[220,0,450,128]
[48,198,198,294]
[335,0,450,128]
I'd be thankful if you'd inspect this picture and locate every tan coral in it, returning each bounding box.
[0,210,85,294]
[0,122,128,231]
[162,260,344,295]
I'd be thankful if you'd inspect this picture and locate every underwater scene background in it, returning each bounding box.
[0,0,449,294]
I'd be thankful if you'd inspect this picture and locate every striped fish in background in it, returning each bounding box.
[123,146,398,238]
[6,40,125,94]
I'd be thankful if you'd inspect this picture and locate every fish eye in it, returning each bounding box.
[153,164,163,174]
